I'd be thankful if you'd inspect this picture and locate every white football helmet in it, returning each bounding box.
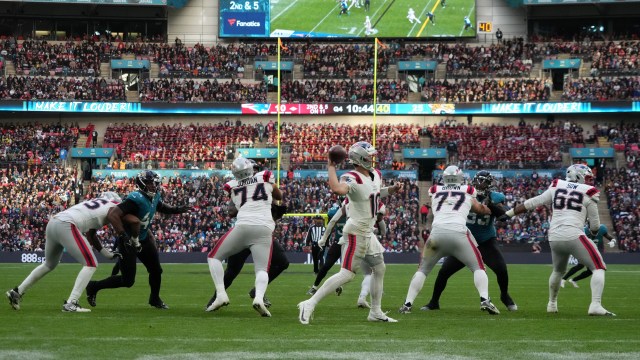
[566,164,593,184]
[100,191,122,203]
[442,165,464,185]
[348,141,377,170]
[231,157,254,180]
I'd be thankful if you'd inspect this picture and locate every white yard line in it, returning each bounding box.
[270,0,300,22]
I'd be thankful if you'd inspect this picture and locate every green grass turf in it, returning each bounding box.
[270,0,476,38]
[1,263,638,359]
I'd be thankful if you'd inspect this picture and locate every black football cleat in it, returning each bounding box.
[86,281,97,307]
[149,299,169,309]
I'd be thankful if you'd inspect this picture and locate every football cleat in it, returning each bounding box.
[368,311,398,323]
[298,300,315,325]
[263,297,272,308]
[547,301,558,313]
[480,299,500,315]
[206,293,229,312]
[357,297,371,309]
[306,286,317,296]
[569,280,579,288]
[206,293,216,310]
[398,303,412,314]
[501,294,517,311]
[252,300,272,317]
[420,303,440,311]
[335,286,343,296]
[85,281,97,307]
[6,288,22,310]
[149,300,169,310]
[588,304,616,316]
[560,279,566,288]
[62,300,91,313]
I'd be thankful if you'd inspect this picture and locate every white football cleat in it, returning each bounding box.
[547,301,558,313]
[298,300,315,325]
[560,279,566,288]
[205,293,229,312]
[480,299,500,315]
[569,280,579,288]
[507,303,518,311]
[252,300,271,317]
[588,304,616,316]
[62,300,91,313]
[368,311,398,323]
[357,297,371,309]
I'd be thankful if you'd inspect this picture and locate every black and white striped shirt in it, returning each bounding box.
[306,225,325,246]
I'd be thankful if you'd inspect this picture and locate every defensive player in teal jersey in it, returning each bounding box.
[420,171,517,312]
[561,224,616,288]
[86,170,191,309]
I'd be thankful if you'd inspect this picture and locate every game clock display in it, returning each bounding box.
[219,0,477,38]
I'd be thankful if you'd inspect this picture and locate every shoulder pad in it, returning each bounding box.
[466,185,475,195]
[343,171,363,184]
[429,185,438,194]
[586,187,599,197]
[490,191,506,204]
[551,179,559,188]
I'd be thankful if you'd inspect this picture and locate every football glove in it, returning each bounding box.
[175,205,193,213]
[271,204,288,221]
[99,248,122,260]
[608,239,617,248]
[318,235,328,248]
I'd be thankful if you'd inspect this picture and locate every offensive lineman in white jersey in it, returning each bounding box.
[298,141,401,324]
[6,192,123,312]
[505,164,614,316]
[399,166,500,315]
[206,157,283,317]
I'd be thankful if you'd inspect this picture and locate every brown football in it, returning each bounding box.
[328,145,348,164]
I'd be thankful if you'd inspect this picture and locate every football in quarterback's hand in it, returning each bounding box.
[328,145,348,164]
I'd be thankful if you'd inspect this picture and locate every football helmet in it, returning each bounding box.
[231,157,254,181]
[472,170,493,195]
[136,170,160,198]
[566,164,593,184]
[442,165,464,186]
[348,141,377,170]
[100,191,122,203]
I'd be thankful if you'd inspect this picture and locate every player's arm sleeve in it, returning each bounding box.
[340,175,359,195]
[227,201,238,218]
[523,187,554,210]
[376,219,387,237]
[586,191,601,233]
[157,200,189,214]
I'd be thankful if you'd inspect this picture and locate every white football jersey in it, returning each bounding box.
[225,170,275,231]
[429,184,477,232]
[524,179,600,240]
[54,197,119,233]
[340,169,382,236]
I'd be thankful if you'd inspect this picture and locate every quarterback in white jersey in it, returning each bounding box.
[207,157,282,317]
[399,165,500,315]
[298,141,401,324]
[6,192,123,313]
[506,164,614,316]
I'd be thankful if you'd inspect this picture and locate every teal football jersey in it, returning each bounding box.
[466,191,505,244]
[126,191,162,241]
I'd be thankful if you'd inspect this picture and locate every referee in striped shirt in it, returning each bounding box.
[306,216,326,274]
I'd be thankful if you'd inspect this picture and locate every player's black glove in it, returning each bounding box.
[175,204,193,213]
[271,204,288,221]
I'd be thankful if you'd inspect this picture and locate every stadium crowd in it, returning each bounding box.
[604,168,640,253]
[0,121,80,163]
[0,76,126,101]
[428,122,579,169]
[102,122,257,167]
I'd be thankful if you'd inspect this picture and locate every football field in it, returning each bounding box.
[270,0,477,38]
[1,263,639,359]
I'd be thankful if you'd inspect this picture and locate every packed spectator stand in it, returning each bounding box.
[1,37,640,103]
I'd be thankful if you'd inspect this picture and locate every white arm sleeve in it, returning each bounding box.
[380,186,390,199]
[376,220,387,237]
[523,187,554,211]
[586,199,600,233]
